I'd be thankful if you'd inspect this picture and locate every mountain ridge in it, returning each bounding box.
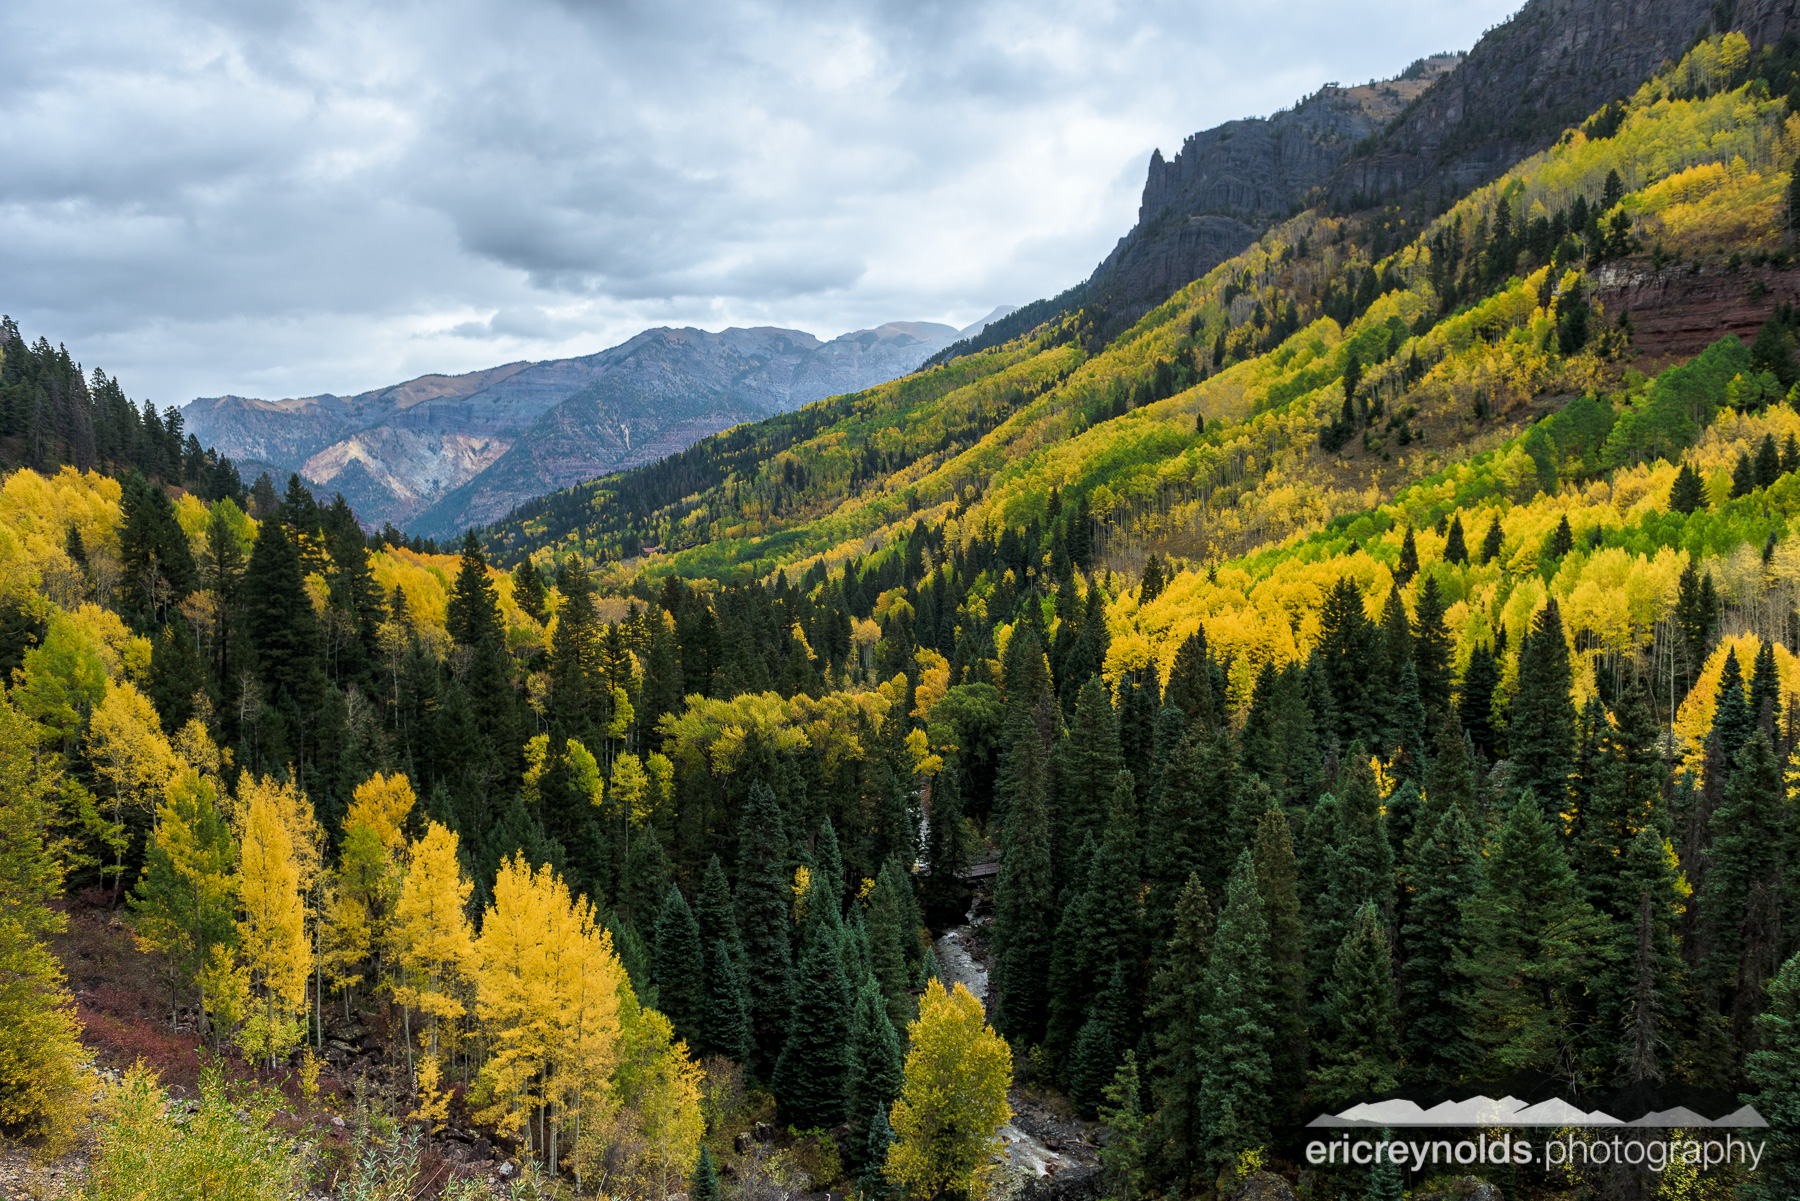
[185,309,1011,535]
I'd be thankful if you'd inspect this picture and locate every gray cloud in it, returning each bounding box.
[0,0,1517,404]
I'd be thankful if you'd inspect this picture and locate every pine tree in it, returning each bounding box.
[241,508,317,703]
[1058,676,1123,862]
[734,781,793,1068]
[1387,659,1427,784]
[653,887,706,1048]
[1608,827,1686,1086]
[1163,629,1216,733]
[1315,902,1402,1107]
[1459,640,1500,762]
[1733,451,1756,498]
[1098,1052,1146,1201]
[866,862,915,1035]
[772,920,854,1129]
[1442,513,1468,564]
[1400,800,1481,1082]
[1317,577,1376,746]
[1413,574,1453,722]
[1251,806,1307,1111]
[694,854,741,964]
[1746,951,1800,1200]
[1703,729,1787,1054]
[1395,526,1419,586]
[1669,462,1705,514]
[1197,851,1275,1174]
[1078,774,1144,986]
[1757,433,1783,488]
[846,975,905,1174]
[1146,874,1211,1183]
[699,939,753,1062]
[691,1146,720,1201]
[1144,731,1201,952]
[1479,513,1504,564]
[1309,749,1395,986]
[992,727,1054,1047]
[1458,789,1609,1078]
[1509,599,1576,814]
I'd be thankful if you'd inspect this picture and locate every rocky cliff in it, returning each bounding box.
[186,315,1001,535]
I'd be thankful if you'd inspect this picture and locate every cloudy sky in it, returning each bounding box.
[1,0,1519,406]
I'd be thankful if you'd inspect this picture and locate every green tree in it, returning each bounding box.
[847,975,905,1176]
[1746,950,1800,1200]
[992,727,1054,1048]
[734,781,793,1068]
[1442,514,1468,564]
[130,769,237,1039]
[1669,462,1705,514]
[1146,874,1211,1184]
[652,886,705,1048]
[1479,514,1504,565]
[922,767,973,927]
[1400,800,1481,1083]
[1703,729,1787,1054]
[1314,902,1402,1107]
[1251,807,1307,1110]
[698,939,752,1063]
[1509,599,1576,814]
[772,920,853,1129]
[1098,1052,1146,1201]
[1458,789,1610,1078]
[1197,851,1275,1175]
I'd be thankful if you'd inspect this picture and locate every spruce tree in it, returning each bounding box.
[1144,730,1200,955]
[1479,513,1504,564]
[992,728,1054,1047]
[1442,513,1468,564]
[653,887,705,1047]
[1163,629,1216,733]
[694,853,742,963]
[846,975,905,1174]
[1703,729,1787,1053]
[772,920,853,1129]
[1387,660,1427,785]
[1400,800,1481,1082]
[1079,774,1144,985]
[1097,1052,1146,1201]
[1607,827,1685,1086]
[1251,806,1307,1111]
[1746,951,1800,1200]
[1757,433,1782,488]
[1395,526,1419,586]
[1317,576,1377,746]
[866,862,915,1034]
[1058,675,1122,863]
[1669,462,1705,514]
[1147,874,1212,1184]
[1315,902,1402,1107]
[735,781,793,1068]
[1413,574,1453,721]
[699,938,753,1063]
[1309,749,1395,987]
[1458,640,1500,762]
[1509,599,1576,813]
[1458,789,1609,1078]
[691,1147,720,1201]
[1197,851,1275,1174]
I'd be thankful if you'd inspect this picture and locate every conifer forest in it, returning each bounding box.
[25,16,1800,1201]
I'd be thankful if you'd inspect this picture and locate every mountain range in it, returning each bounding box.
[182,311,1010,537]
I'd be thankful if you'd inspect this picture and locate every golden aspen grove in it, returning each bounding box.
[22,10,1800,1201]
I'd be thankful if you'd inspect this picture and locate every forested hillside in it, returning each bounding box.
[17,23,1800,1201]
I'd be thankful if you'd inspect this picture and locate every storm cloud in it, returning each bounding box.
[0,0,1518,404]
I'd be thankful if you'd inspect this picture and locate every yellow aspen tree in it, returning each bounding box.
[86,680,178,891]
[392,821,475,1100]
[344,771,415,856]
[130,768,236,1037]
[615,1005,704,1201]
[886,979,1013,1201]
[234,778,309,1068]
[234,772,327,1050]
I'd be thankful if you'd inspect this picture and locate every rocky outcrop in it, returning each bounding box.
[185,315,1003,534]
[1592,260,1800,369]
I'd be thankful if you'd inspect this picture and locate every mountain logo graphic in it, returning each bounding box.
[1306,1096,1768,1128]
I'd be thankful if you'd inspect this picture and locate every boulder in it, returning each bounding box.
[1018,1164,1101,1201]
[1228,1172,1297,1201]
[1414,1179,1502,1201]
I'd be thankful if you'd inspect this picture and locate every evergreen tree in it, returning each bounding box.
[992,726,1054,1047]
[866,862,915,1034]
[1442,513,1468,564]
[1669,462,1705,514]
[1197,851,1275,1174]
[1458,789,1609,1078]
[1144,729,1201,955]
[694,854,742,963]
[1757,433,1783,488]
[1317,577,1376,746]
[1309,749,1395,987]
[1400,800,1481,1082]
[1251,806,1307,1111]
[846,975,905,1174]
[1146,874,1212,1184]
[653,886,705,1048]
[1314,902,1402,1107]
[691,1147,720,1201]
[922,767,973,927]
[699,938,753,1063]
[241,506,318,703]
[1703,729,1787,1054]
[1387,659,1427,785]
[1479,514,1504,565]
[735,781,793,1068]
[1163,628,1216,733]
[1608,827,1686,1086]
[1413,574,1453,722]
[772,920,854,1129]
[1395,526,1419,586]
[1097,1052,1146,1201]
[1746,950,1800,1200]
[1058,675,1122,864]
[1509,600,1576,813]
[1459,640,1500,762]
[1733,452,1756,498]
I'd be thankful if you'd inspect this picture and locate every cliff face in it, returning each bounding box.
[1084,58,1461,321]
[1333,0,1725,201]
[186,318,993,534]
[1081,0,1800,331]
